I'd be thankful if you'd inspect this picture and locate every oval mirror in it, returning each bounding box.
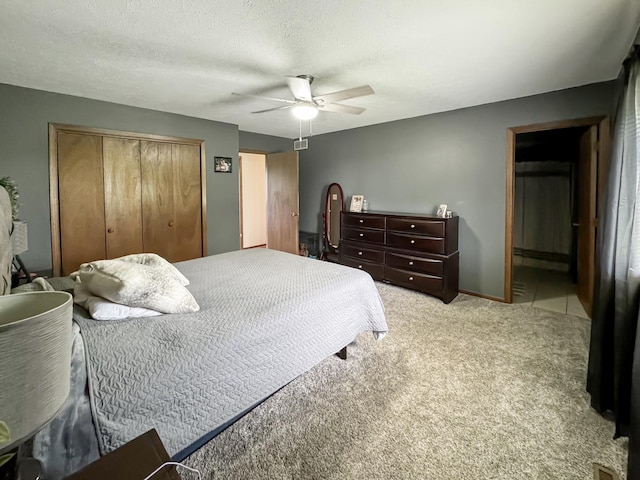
[323,183,344,260]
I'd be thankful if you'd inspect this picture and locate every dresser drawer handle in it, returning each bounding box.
[359,219,364,223]
[359,233,364,237]
[358,265,363,269]
[408,261,414,266]
[411,224,415,229]
[358,251,363,255]
[409,276,414,281]
[410,240,415,244]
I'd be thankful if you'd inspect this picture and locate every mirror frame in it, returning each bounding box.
[323,183,345,257]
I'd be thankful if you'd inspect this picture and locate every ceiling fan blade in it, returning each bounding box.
[251,105,293,114]
[319,103,366,115]
[313,85,374,104]
[286,76,312,101]
[232,92,295,104]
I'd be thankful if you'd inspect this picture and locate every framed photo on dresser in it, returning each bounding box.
[436,204,447,218]
[349,195,364,213]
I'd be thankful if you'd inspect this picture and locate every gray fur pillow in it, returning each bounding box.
[116,253,190,286]
[76,259,199,314]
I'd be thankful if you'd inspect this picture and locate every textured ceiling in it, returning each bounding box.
[1,0,639,139]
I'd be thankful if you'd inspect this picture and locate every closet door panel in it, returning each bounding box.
[103,137,143,259]
[141,141,176,260]
[57,133,106,276]
[172,144,203,261]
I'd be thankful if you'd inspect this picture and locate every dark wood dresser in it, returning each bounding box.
[340,211,459,303]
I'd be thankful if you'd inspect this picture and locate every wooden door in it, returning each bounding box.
[171,143,203,261]
[141,141,203,262]
[266,151,299,254]
[57,133,106,275]
[103,137,143,259]
[141,141,176,260]
[577,125,598,317]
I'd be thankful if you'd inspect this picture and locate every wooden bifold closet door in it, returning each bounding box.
[140,141,202,263]
[50,124,207,277]
[103,137,144,259]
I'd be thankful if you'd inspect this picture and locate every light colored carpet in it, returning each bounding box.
[185,283,627,479]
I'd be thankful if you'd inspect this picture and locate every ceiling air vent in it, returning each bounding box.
[294,138,308,150]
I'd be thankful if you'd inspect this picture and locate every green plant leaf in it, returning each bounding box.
[0,453,14,468]
[0,177,20,221]
[0,421,9,445]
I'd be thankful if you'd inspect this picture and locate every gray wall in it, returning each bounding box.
[239,131,293,153]
[299,82,615,299]
[0,81,616,298]
[0,83,240,272]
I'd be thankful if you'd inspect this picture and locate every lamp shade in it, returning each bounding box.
[0,291,73,453]
[11,221,28,256]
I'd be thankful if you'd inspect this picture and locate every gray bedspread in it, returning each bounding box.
[74,249,387,459]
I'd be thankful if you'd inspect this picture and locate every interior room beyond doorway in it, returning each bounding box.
[511,126,589,318]
[239,152,267,249]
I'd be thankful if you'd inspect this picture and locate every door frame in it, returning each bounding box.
[504,115,610,303]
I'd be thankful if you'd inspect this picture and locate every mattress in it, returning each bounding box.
[35,249,388,478]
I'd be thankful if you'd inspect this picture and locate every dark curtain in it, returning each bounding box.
[630,46,640,480]
[586,46,640,476]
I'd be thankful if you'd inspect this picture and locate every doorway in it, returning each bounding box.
[239,150,300,255]
[505,116,610,318]
[239,152,267,249]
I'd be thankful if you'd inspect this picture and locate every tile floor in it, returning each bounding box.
[512,266,589,318]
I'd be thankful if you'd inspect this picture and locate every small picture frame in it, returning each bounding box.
[350,195,364,213]
[436,204,448,218]
[214,157,232,173]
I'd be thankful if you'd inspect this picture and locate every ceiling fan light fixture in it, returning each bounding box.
[292,103,318,120]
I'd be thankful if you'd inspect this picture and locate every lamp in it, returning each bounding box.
[292,103,318,120]
[10,221,31,286]
[0,291,73,468]
[10,221,28,256]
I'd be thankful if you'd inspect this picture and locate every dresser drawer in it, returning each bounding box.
[341,257,384,280]
[386,252,443,276]
[343,227,385,244]
[343,214,386,229]
[385,267,443,293]
[386,232,445,254]
[342,243,385,263]
[387,218,445,237]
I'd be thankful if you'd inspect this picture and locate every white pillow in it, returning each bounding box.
[85,295,162,321]
[76,259,199,314]
[116,253,190,286]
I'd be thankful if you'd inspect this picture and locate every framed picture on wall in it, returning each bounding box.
[350,195,364,213]
[214,157,232,173]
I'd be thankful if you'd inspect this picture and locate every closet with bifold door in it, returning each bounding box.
[50,124,207,277]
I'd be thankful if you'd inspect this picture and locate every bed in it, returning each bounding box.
[0,189,388,479]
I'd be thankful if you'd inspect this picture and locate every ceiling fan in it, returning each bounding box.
[232,75,374,120]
